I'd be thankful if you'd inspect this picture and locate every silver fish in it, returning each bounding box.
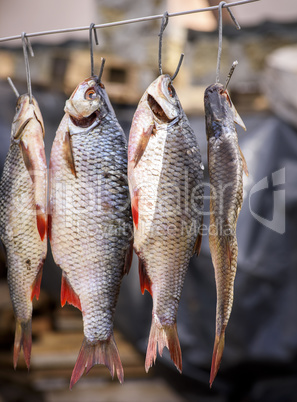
[128,74,204,373]
[49,76,133,388]
[0,94,47,368]
[204,82,248,386]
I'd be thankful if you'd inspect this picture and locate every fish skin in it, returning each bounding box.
[204,82,248,387]
[0,94,47,369]
[128,74,204,373]
[49,76,132,388]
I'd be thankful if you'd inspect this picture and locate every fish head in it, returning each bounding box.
[204,83,246,139]
[65,76,113,132]
[11,94,35,142]
[146,74,181,124]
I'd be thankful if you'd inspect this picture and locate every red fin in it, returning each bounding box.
[134,124,154,167]
[36,204,47,241]
[193,216,204,256]
[138,257,152,296]
[13,319,32,370]
[131,189,139,229]
[193,229,203,256]
[209,331,225,388]
[70,334,124,389]
[31,266,43,302]
[145,315,182,374]
[61,272,81,311]
[123,239,134,275]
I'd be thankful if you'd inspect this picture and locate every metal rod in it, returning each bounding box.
[0,0,260,44]
[98,57,106,83]
[7,77,20,98]
[224,60,238,90]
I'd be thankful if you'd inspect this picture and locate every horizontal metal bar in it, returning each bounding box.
[0,0,260,44]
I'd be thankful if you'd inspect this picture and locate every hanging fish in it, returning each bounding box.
[128,74,204,373]
[49,75,133,388]
[204,82,248,387]
[0,93,47,369]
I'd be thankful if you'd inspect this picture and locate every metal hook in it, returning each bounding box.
[158,11,184,80]
[216,2,241,84]
[98,57,106,83]
[89,23,99,77]
[22,32,34,103]
[158,11,169,75]
[224,60,238,90]
[7,77,20,98]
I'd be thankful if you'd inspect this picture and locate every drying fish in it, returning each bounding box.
[0,93,47,369]
[49,75,133,388]
[204,82,248,387]
[128,74,204,373]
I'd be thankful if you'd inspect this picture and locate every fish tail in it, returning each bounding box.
[145,316,182,373]
[209,330,225,388]
[70,334,124,389]
[13,319,32,370]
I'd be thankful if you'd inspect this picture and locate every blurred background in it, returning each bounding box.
[1,0,297,401]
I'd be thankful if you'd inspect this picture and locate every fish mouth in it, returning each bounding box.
[148,94,171,123]
[70,111,99,128]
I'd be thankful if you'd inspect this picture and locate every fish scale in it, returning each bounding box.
[128,74,204,373]
[49,77,132,388]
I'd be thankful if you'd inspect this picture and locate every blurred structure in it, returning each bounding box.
[1,0,297,401]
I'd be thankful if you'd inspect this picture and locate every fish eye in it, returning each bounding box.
[168,84,175,98]
[85,88,97,101]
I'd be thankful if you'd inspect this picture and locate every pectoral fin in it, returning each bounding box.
[20,138,36,183]
[63,131,77,177]
[133,124,154,167]
[232,104,246,131]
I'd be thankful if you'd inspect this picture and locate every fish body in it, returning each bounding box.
[204,82,248,386]
[128,74,204,372]
[0,94,47,368]
[49,76,132,388]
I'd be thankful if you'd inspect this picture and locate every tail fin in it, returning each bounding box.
[145,316,182,373]
[209,331,225,388]
[70,334,124,389]
[13,319,32,370]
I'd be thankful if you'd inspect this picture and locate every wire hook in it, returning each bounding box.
[89,23,99,77]
[158,11,184,81]
[216,1,241,84]
[22,32,34,103]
